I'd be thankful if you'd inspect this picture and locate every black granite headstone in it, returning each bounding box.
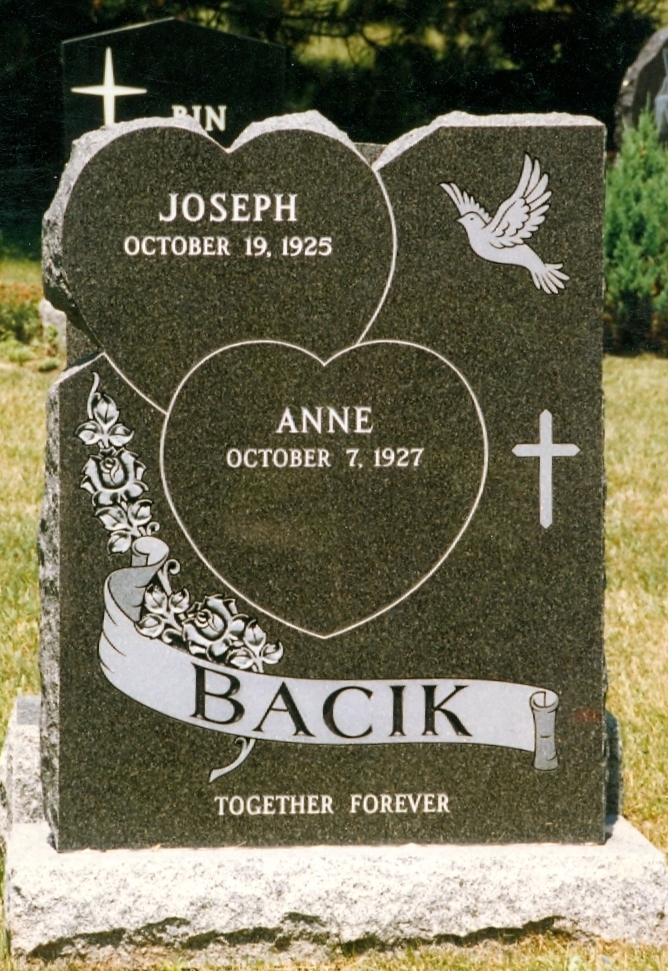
[62,19,285,155]
[41,111,606,851]
[616,26,668,145]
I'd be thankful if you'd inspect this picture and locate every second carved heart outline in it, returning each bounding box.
[158,337,490,641]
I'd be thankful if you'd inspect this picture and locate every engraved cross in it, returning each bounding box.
[512,410,579,529]
[71,48,146,127]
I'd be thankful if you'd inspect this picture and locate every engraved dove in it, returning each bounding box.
[440,155,569,295]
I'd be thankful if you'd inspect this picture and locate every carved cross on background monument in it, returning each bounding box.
[71,48,146,127]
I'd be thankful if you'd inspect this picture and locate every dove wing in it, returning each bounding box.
[485,155,552,249]
[440,182,491,223]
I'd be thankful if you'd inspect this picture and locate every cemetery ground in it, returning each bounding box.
[0,257,58,373]
[2,287,668,969]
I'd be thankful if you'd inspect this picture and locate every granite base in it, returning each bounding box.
[2,697,667,965]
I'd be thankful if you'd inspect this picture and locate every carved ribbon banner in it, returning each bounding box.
[99,537,560,774]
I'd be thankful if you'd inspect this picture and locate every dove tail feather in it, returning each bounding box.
[532,263,570,295]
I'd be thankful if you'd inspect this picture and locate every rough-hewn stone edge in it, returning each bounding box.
[374,111,605,171]
[0,698,43,853]
[38,298,104,367]
[231,109,363,159]
[5,814,668,964]
[38,356,104,841]
[42,115,205,336]
[65,321,99,367]
[38,376,60,838]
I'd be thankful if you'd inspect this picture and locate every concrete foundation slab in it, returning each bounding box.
[3,697,668,965]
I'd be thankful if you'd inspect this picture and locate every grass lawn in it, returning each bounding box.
[605,357,668,854]
[0,259,41,289]
[0,364,50,724]
[0,353,668,969]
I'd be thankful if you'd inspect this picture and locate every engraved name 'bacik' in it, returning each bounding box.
[193,666,472,741]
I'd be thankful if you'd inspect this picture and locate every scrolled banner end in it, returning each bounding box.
[530,689,560,771]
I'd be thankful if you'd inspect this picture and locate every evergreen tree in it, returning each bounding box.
[605,108,668,351]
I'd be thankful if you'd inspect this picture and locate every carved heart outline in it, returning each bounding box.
[159,338,489,640]
[45,112,398,411]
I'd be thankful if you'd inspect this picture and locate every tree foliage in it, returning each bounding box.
[605,108,668,352]
[0,0,661,246]
[162,0,661,143]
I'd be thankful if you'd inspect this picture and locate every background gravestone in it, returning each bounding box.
[62,19,285,155]
[41,110,606,852]
[616,26,668,145]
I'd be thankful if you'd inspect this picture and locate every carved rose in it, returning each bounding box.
[181,596,283,672]
[183,596,246,660]
[81,450,148,507]
[76,374,283,683]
